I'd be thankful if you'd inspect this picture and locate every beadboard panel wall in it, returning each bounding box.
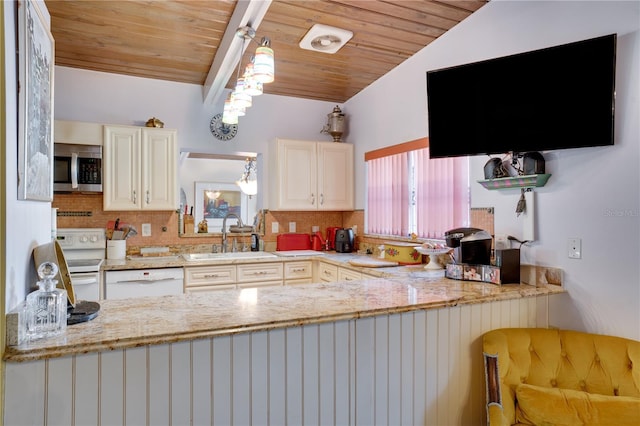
[4,296,550,425]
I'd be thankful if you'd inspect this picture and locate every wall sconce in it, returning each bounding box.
[236,157,258,197]
[223,26,275,125]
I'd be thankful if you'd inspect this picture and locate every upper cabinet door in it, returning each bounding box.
[273,139,318,210]
[103,125,177,211]
[317,142,354,211]
[141,129,177,210]
[270,139,354,211]
[103,126,141,211]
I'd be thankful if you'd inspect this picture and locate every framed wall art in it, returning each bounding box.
[194,182,248,233]
[17,0,55,201]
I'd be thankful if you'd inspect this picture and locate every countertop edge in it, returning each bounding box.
[3,282,564,363]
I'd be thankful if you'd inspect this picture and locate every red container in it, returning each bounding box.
[276,233,312,251]
[326,227,341,250]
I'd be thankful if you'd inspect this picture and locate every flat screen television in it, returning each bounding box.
[426,34,616,158]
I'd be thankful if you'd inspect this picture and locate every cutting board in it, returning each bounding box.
[348,258,399,268]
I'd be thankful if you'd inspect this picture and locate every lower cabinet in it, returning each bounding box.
[237,263,283,287]
[337,267,362,282]
[184,265,236,292]
[185,263,283,292]
[316,261,338,282]
[184,260,376,292]
[284,261,313,285]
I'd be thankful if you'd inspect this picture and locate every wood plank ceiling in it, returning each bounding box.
[45,0,487,103]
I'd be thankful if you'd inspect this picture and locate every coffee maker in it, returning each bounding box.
[334,228,354,253]
[445,227,492,265]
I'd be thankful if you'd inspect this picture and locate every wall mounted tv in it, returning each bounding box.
[426,34,616,158]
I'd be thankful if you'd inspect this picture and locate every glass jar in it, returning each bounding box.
[26,262,67,340]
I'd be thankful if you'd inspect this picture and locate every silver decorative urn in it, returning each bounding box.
[321,105,346,142]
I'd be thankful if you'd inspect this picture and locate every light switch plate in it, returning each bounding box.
[142,223,151,237]
[272,222,279,233]
[289,222,296,232]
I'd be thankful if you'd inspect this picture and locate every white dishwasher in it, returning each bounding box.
[104,268,184,300]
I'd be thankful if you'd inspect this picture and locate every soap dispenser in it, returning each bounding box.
[26,262,67,340]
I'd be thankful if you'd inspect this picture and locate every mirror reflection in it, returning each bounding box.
[179,152,260,235]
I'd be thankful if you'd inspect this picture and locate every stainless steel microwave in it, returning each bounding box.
[54,143,103,193]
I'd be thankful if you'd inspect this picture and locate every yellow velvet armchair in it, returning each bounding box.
[482,328,640,425]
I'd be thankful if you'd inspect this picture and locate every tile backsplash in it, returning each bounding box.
[54,193,491,255]
[53,193,363,252]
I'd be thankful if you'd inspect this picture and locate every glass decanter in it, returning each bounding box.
[26,262,67,340]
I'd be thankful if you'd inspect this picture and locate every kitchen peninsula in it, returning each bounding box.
[4,258,564,425]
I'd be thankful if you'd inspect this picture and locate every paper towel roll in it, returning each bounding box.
[522,191,535,241]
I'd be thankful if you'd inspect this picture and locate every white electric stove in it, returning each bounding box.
[56,228,106,301]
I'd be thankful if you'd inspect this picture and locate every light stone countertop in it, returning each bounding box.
[6,251,564,362]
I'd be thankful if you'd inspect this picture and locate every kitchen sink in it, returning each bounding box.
[182,252,279,261]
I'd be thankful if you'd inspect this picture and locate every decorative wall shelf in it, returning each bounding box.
[477,174,551,190]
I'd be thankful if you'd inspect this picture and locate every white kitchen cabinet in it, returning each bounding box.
[184,265,236,292]
[284,261,313,285]
[337,267,362,282]
[317,262,338,283]
[185,262,284,292]
[270,139,353,211]
[237,263,283,286]
[103,125,177,211]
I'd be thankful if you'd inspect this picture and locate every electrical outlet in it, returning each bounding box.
[289,222,296,232]
[142,223,152,237]
[272,222,279,234]
[352,225,358,235]
[568,237,581,259]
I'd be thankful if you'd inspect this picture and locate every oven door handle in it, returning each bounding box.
[71,276,98,286]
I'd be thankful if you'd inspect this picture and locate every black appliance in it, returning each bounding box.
[54,143,103,193]
[495,249,521,284]
[427,34,616,158]
[334,228,354,253]
[445,227,492,265]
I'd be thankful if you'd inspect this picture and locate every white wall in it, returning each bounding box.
[345,1,640,340]
[3,1,55,313]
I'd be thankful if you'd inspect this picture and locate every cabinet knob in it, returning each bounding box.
[132,190,137,204]
[320,193,324,205]
[310,193,315,205]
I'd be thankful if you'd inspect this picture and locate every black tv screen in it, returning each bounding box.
[426,34,616,158]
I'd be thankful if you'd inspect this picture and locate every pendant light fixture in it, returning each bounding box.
[236,157,258,197]
[253,37,275,83]
[222,26,275,125]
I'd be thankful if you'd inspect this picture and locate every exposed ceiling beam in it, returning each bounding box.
[202,0,273,106]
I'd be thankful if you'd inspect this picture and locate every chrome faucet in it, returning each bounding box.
[221,213,243,253]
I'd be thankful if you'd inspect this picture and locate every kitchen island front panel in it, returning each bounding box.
[4,275,563,362]
[4,295,554,425]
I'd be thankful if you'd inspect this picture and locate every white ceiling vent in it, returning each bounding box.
[299,24,353,54]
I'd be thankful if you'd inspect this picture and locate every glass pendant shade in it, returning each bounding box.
[253,38,275,84]
[243,63,263,96]
[222,96,238,124]
[236,179,258,196]
[236,158,258,196]
[232,78,252,109]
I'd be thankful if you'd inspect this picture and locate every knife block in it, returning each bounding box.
[183,215,195,235]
